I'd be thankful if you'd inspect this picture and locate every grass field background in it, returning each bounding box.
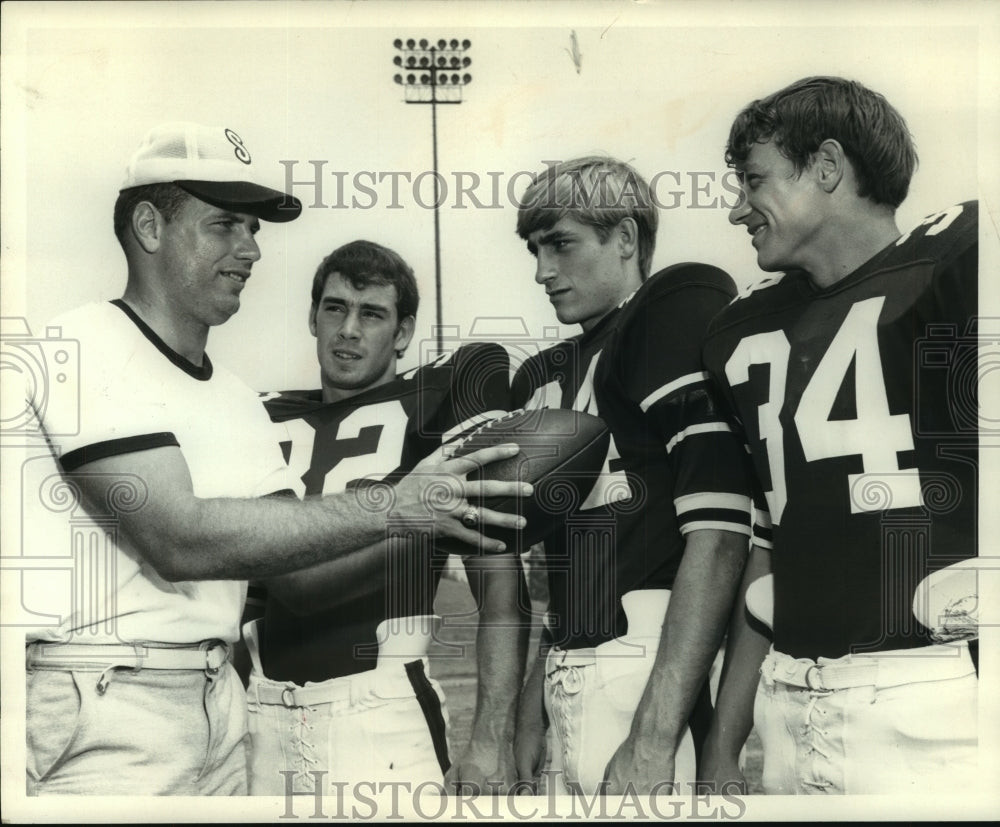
[431,574,764,794]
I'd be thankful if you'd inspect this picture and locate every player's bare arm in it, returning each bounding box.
[446,553,531,794]
[513,633,550,790]
[68,442,532,581]
[602,528,748,794]
[700,543,772,792]
[262,540,391,614]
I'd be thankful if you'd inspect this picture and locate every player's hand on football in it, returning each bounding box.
[445,741,518,796]
[393,443,532,554]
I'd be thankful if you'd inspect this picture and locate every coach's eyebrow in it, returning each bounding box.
[219,210,250,222]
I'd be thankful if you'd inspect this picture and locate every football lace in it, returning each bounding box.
[454,408,528,450]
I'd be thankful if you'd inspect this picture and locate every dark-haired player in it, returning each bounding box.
[245,240,529,795]
[701,76,979,794]
[23,124,527,797]
[498,157,754,796]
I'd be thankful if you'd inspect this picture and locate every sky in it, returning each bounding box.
[3,1,994,392]
[2,0,999,821]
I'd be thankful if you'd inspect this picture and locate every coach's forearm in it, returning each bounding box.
[144,490,391,582]
[628,530,748,748]
[73,443,527,583]
[71,446,390,581]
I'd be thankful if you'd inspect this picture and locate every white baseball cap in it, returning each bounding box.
[121,122,301,223]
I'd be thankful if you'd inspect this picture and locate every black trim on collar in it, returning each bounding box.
[111,299,214,380]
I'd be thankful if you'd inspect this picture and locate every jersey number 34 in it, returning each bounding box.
[725,296,922,524]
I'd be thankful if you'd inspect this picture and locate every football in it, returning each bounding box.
[450,407,611,551]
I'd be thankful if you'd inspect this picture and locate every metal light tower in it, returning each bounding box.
[393,37,472,355]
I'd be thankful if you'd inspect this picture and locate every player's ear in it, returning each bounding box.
[308,303,318,336]
[394,314,415,356]
[813,139,846,194]
[132,202,163,254]
[615,217,638,262]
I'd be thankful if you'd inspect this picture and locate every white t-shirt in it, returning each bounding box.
[23,301,289,645]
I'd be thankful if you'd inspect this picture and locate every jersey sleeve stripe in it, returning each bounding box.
[639,371,710,413]
[677,505,752,530]
[680,519,753,537]
[59,432,179,472]
[665,422,733,455]
[749,504,773,547]
[752,511,773,548]
[674,491,752,516]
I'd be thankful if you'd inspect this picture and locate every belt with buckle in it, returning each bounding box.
[26,641,229,673]
[770,644,975,691]
[253,680,354,708]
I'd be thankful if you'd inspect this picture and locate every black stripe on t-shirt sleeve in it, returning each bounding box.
[59,432,179,472]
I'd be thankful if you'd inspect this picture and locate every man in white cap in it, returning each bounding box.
[23,122,529,796]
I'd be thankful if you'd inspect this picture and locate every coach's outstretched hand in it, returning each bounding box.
[392,443,532,554]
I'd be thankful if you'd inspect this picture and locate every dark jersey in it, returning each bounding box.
[703,202,978,660]
[511,264,754,650]
[258,342,510,683]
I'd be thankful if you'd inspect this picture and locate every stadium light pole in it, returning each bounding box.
[393,37,472,355]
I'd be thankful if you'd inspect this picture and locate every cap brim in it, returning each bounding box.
[175,180,302,223]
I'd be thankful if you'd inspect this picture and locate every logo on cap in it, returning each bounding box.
[224,129,252,165]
